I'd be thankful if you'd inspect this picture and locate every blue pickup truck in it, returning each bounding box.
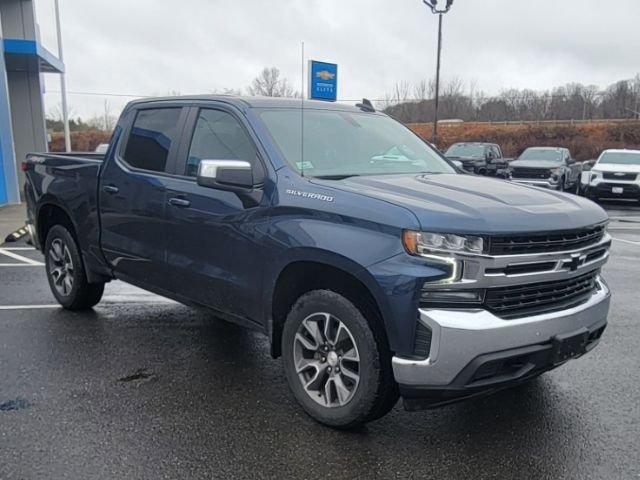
[23,96,611,428]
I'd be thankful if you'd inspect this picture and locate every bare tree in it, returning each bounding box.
[247,67,299,97]
[47,103,76,123]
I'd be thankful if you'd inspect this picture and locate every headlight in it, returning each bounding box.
[590,171,602,182]
[403,231,485,256]
[550,167,562,179]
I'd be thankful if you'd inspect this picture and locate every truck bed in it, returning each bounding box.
[23,152,107,277]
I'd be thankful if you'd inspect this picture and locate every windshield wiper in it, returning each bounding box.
[313,174,361,180]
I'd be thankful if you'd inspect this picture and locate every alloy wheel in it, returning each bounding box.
[48,238,74,296]
[293,312,360,408]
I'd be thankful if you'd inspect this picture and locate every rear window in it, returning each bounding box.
[123,108,182,172]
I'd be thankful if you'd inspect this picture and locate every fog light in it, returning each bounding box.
[420,289,485,304]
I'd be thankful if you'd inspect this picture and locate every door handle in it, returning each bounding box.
[102,185,119,194]
[168,197,191,208]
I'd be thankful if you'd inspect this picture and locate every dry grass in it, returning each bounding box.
[49,130,111,153]
[408,121,640,160]
[49,121,640,162]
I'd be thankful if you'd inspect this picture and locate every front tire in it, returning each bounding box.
[282,290,398,429]
[45,225,104,310]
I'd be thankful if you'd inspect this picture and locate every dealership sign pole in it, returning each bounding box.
[54,0,71,152]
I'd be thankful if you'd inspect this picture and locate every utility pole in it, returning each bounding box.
[54,0,71,152]
[421,0,454,146]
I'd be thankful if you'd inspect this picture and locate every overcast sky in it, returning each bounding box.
[36,0,640,120]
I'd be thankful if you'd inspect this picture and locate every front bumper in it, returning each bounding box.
[511,179,560,189]
[585,181,640,200]
[392,277,610,409]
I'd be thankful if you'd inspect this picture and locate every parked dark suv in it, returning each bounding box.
[444,142,507,176]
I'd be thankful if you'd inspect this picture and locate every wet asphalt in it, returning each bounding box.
[1,202,639,480]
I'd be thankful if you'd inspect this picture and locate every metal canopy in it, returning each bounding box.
[3,38,64,73]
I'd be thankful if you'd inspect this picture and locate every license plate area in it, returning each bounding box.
[551,329,589,365]
[612,187,624,194]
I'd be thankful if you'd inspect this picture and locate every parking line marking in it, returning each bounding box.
[612,237,640,246]
[0,248,44,266]
[0,305,59,310]
[0,263,41,267]
[1,247,36,251]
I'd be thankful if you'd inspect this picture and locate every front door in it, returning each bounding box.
[163,106,270,324]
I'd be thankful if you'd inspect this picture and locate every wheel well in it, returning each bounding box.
[37,204,75,251]
[270,261,387,358]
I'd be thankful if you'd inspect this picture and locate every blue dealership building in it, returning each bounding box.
[0,0,63,206]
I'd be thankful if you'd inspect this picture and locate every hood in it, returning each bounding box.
[510,159,562,169]
[311,173,607,234]
[593,163,640,173]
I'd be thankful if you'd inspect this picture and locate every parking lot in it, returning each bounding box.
[1,202,639,480]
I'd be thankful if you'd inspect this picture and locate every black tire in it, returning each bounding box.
[282,290,398,429]
[44,225,104,310]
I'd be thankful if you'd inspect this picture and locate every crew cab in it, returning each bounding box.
[509,147,582,191]
[584,149,640,202]
[444,142,507,176]
[23,96,611,429]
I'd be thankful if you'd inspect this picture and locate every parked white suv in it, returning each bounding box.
[584,149,640,202]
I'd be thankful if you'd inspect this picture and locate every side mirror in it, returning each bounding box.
[197,160,254,190]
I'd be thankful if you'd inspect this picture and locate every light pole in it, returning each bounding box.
[422,0,454,145]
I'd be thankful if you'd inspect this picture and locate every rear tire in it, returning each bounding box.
[45,225,104,310]
[282,290,398,429]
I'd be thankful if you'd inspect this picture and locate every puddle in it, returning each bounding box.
[0,398,31,412]
[118,368,156,383]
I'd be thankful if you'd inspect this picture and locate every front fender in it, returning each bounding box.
[260,216,446,356]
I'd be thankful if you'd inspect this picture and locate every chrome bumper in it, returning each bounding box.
[392,277,610,387]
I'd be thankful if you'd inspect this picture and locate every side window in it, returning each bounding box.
[123,108,182,172]
[492,146,501,158]
[186,109,257,177]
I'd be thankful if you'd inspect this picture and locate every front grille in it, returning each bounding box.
[603,172,637,181]
[490,224,606,255]
[484,270,599,319]
[511,167,550,179]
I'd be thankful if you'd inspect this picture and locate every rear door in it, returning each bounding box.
[162,104,271,324]
[99,104,188,290]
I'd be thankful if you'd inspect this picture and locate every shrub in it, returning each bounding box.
[49,130,111,152]
[409,121,640,161]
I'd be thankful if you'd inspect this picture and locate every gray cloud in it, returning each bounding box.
[38,0,640,119]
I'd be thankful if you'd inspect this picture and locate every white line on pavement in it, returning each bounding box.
[612,237,640,246]
[1,247,36,251]
[0,248,44,266]
[0,298,176,311]
[0,263,41,267]
[0,305,59,310]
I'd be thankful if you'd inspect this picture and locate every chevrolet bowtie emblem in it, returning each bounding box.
[570,253,588,271]
[316,70,336,81]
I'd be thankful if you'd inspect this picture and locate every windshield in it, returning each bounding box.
[518,148,563,163]
[598,151,640,165]
[445,144,486,158]
[258,109,455,178]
